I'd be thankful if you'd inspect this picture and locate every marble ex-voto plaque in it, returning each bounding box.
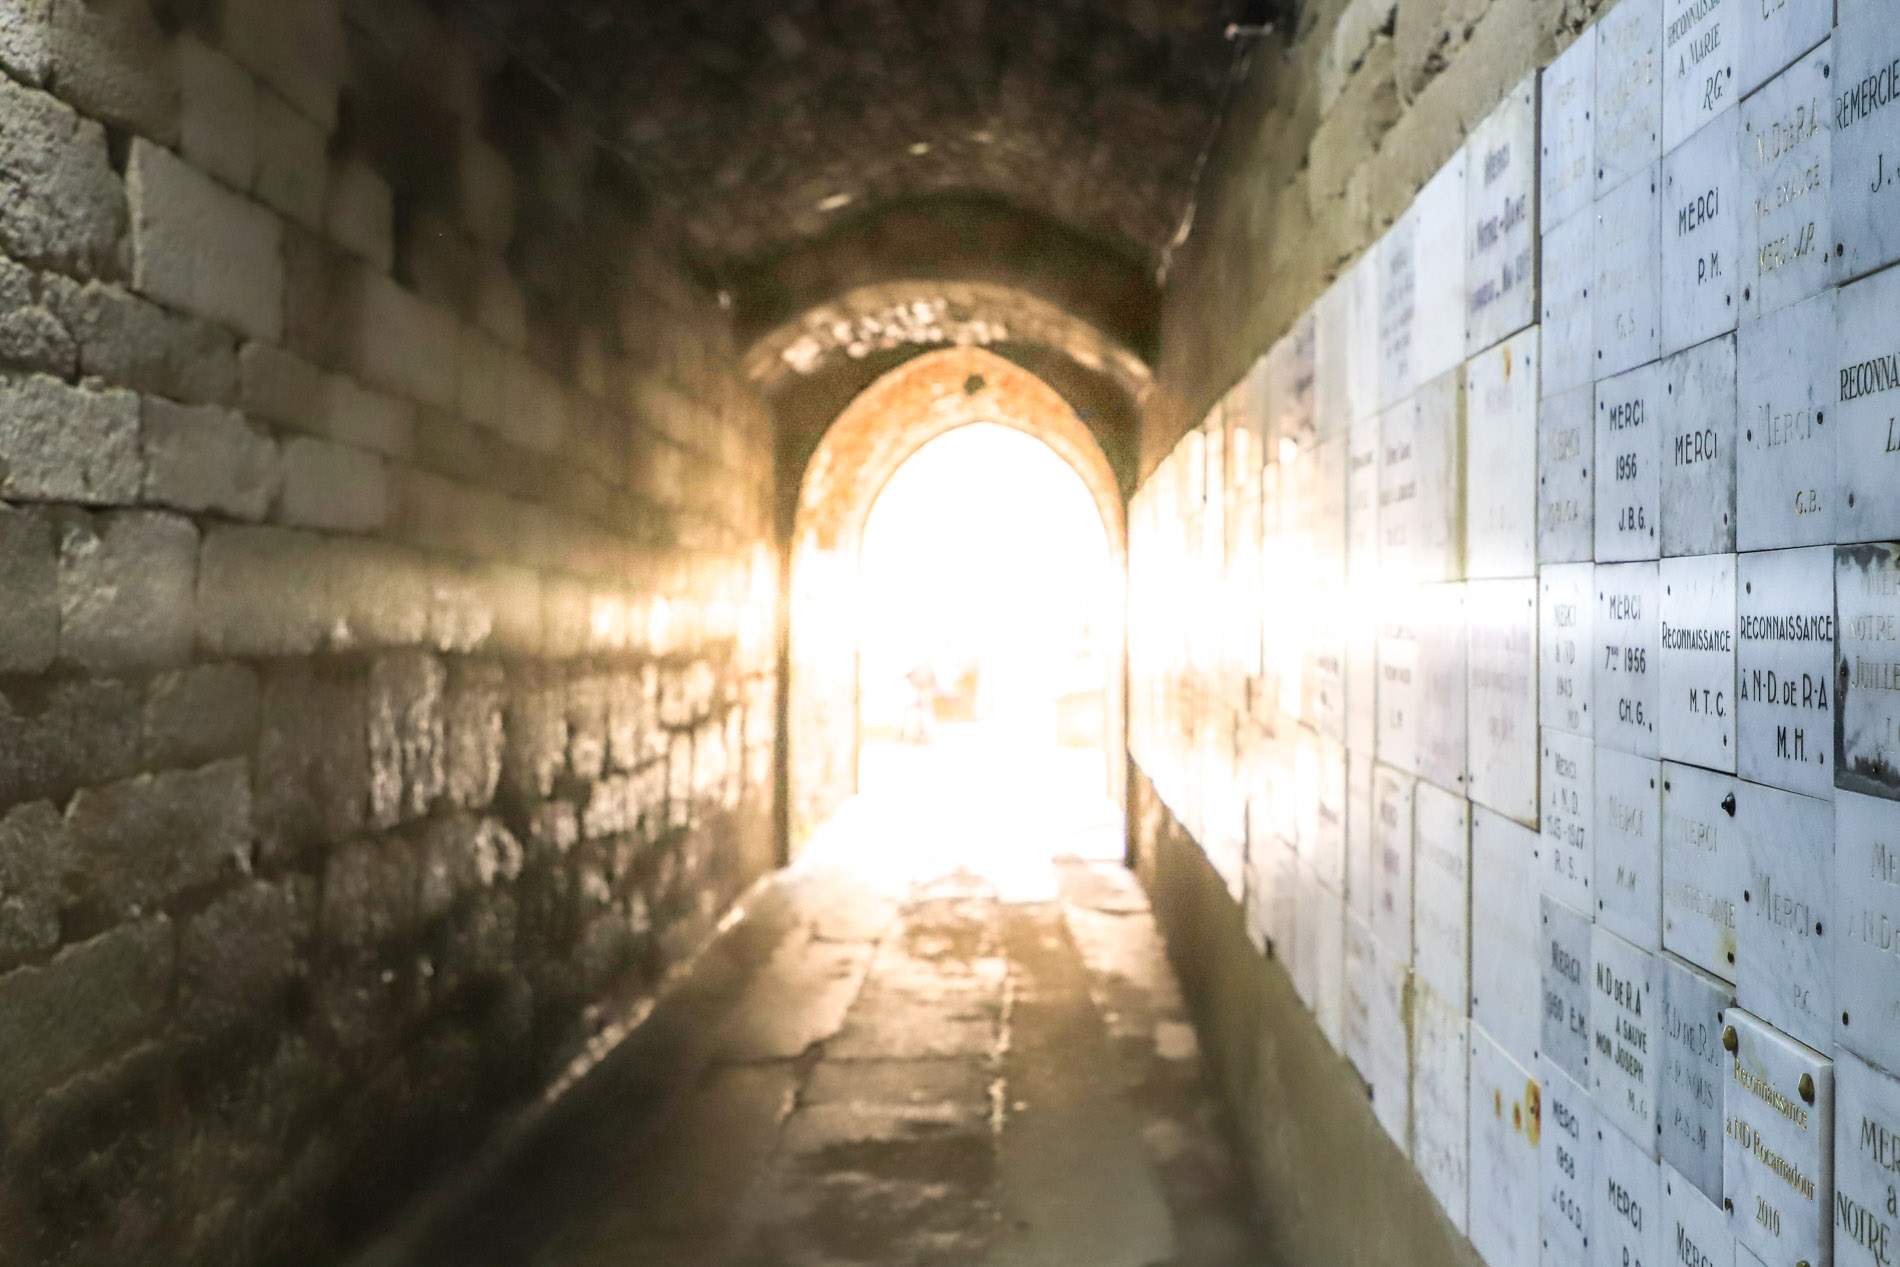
[1542,562,1596,739]
[1381,214,1420,410]
[1598,748,1663,951]
[1837,791,1900,1074]
[1737,780,1835,1053]
[1474,806,1542,1071]
[1310,881,1347,1050]
[1347,249,1383,426]
[1659,552,1738,772]
[1540,384,1596,565]
[1540,1058,1598,1266]
[1737,546,1836,799]
[1596,0,1664,197]
[1662,761,1742,982]
[1468,1025,1542,1267]
[1598,562,1663,759]
[1662,0,1737,150]
[1415,152,1469,390]
[1738,290,1837,553]
[1662,110,1742,357]
[1413,371,1468,584]
[1541,204,1596,399]
[1466,330,1539,579]
[1595,164,1665,378]
[1741,42,1831,323]
[1832,0,1900,283]
[1372,763,1418,958]
[1597,363,1665,564]
[1659,953,1734,1202]
[1542,26,1598,232]
[1378,591,1421,773]
[1468,578,1539,825]
[1661,334,1739,558]
[1465,75,1538,357]
[1832,1045,1900,1267]
[1302,734,1349,890]
[1543,727,1595,913]
[1594,1106,1663,1267]
[1413,983,1472,1233]
[1592,923,1662,1152]
[1349,413,1381,580]
[1545,893,1596,1085]
[1369,936,1414,1154]
[1414,780,1472,1012]
[1661,1161,1733,1267]
[1417,582,1470,793]
[1723,1007,1834,1267]
[1380,401,1420,579]
[1833,269,1900,545]
[1315,273,1352,441]
[1347,749,1376,920]
[1837,544,1900,802]
[1737,0,1829,99]
[1345,910,1378,1078]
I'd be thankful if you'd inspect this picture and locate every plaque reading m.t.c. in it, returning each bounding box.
[1658,552,1738,771]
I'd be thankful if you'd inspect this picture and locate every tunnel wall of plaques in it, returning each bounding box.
[1128,3,1900,1264]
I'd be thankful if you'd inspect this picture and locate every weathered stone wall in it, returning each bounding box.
[0,2,776,1263]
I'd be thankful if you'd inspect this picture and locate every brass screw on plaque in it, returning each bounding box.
[1723,1026,1738,1053]
[1799,1073,1815,1104]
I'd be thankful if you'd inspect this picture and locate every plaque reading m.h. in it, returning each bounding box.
[1737,546,1836,800]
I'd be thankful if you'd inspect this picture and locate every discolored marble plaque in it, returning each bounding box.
[1368,936,1414,1154]
[1660,101,1741,357]
[1468,1024,1542,1267]
[1378,588,1421,774]
[1541,28,1598,232]
[1544,893,1596,1084]
[1379,400,1420,579]
[1594,163,1665,378]
[1413,982,1472,1232]
[1832,268,1900,544]
[1473,805,1542,1071]
[1468,578,1540,824]
[1661,761,1742,982]
[1595,0,1664,197]
[1736,290,1837,552]
[1836,790,1900,1074]
[1735,780,1835,1051]
[1597,747,1664,950]
[1539,1058,1598,1266]
[1542,727,1596,912]
[1740,41,1832,323]
[1658,954,1734,1201]
[1465,329,1540,579]
[1372,762,1418,959]
[1833,1046,1900,1267]
[1736,546,1836,799]
[1413,370,1468,583]
[1662,0,1737,150]
[1416,581,1470,793]
[1465,75,1539,357]
[1659,334,1738,558]
[1310,878,1347,1051]
[1658,552,1738,771]
[1540,383,1596,565]
[1723,1007,1833,1267]
[1415,152,1470,389]
[1344,909,1378,1081]
[1596,362,1665,564]
[1590,923,1661,1153]
[1414,780,1472,1011]
[1597,562,1663,758]
[1541,206,1597,399]
[1304,733,1349,890]
[1542,562,1597,739]
[1837,544,1900,802]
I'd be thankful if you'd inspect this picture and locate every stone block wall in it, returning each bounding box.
[0,1,777,1263]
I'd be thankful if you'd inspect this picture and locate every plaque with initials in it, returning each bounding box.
[1370,935,1414,1154]
[1659,1162,1732,1267]
[1595,164,1665,378]
[1736,0,1829,100]
[1660,335,1739,557]
[1740,42,1831,324]
[1347,748,1376,920]
[1540,1058,1598,1265]
[1594,1104,1663,1265]
[1661,761,1743,982]
[1413,983,1472,1233]
[1736,780,1835,1051]
[1543,727,1596,913]
[1737,290,1837,552]
[1349,413,1382,579]
[1595,0,1664,197]
[1545,892,1596,1084]
[1542,207,1597,398]
[1466,75,1539,357]
[1542,29,1598,232]
[1344,909,1378,1083]
[1416,151,1469,389]
[1468,1024,1542,1267]
[1474,805,1542,1072]
[1662,0,1736,153]
[1348,249,1383,426]
[1597,562,1663,758]
[1832,1045,1900,1267]
[1662,110,1742,356]
[1372,762,1418,959]
[1279,311,1318,452]
[1658,954,1734,1201]
[1596,362,1665,564]
[1737,546,1836,799]
[1837,544,1900,802]
[1467,331,1540,578]
[1723,1006,1833,1267]
[1378,587,1421,773]
[1540,383,1597,565]
[1414,780,1471,1010]
[1468,578,1540,825]
[1659,552,1738,771]
[1417,582,1471,792]
[1543,562,1597,738]
[1379,400,1420,579]
[1597,747,1664,949]
[1381,214,1420,410]
[1414,370,1468,583]
[1832,0,1900,283]
[1303,579,1348,741]
[1591,923,1662,1153]
[1305,733,1349,890]
[1832,269,1900,544]
[1836,790,1900,1074]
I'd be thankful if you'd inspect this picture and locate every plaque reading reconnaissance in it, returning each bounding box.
[1723,1006,1833,1267]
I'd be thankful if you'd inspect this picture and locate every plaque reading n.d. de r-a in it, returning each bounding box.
[1737,546,1836,800]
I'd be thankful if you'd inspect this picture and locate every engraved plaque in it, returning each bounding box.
[1659,552,1738,770]
[1468,1024,1542,1267]
[1832,269,1900,544]
[1837,544,1900,802]
[1467,331,1540,578]
[1278,311,1318,451]
[1543,207,1598,398]
[1661,335,1739,557]
[1348,248,1384,425]
[1736,780,1835,1051]
[1347,748,1376,920]
[1373,763,1418,959]
[1737,0,1829,99]
[1662,110,1742,356]
[1597,748,1665,949]
[1832,0,1900,282]
[1662,761,1743,981]
[1597,562,1663,758]
[1596,0,1664,197]
[1413,983,1472,1232]
[1349,590,1379,754]
[1418,582,1471,792]
[1543,28,1599,232]
[1415,370,1468,583]
[1596,363,1665,563]
[1466,75,1539,357]
[1541,1058,1599,1265]
[1662,0,1737,153]
[1415,780,1471,1010]
[1659,954,1735,1201]
[1591,924,1662,1153]
[1544,562,1598,738]
[1544,728,1597,912]
[1737,290,1837,552]
[1345,909,1378,1080]
[1740,42,1831,323]
[1306,733,1350,890]
[1541,383,1598,564]
[1474,805,1543,1070]
[1836,790,1900,1073]
[1469,578,1540,824]
[1378,588,1421,772]
[1723,1007,1833,1267]
[1595,164,1665,377]
[1369,936,1414,1153]
[1416,151,1470,388]
[1546,894,1597,1085]
[1380,400,1420,578]
[1737,546,1836,799]
[1381,214,1420,410]
[1349,413,1382,577]
[1833,1046,1900,1267]
[1311,879,1347,1050]
[1315,273,1351,442]
[1660,1162,1734,1267]
[1594,1109,1663,1266]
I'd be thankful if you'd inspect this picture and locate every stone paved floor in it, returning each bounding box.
[360,821,1268,1267]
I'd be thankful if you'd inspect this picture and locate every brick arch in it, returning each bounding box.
[786,346,1126,851]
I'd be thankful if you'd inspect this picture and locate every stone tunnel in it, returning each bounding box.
[2,0,1897,1265]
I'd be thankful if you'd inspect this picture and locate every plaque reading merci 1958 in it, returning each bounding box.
[1540,1058,1598,1266]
